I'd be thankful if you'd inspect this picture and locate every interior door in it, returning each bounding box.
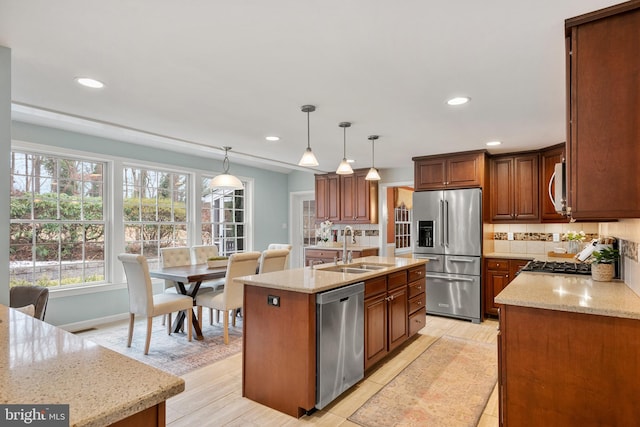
[291,191,315,269]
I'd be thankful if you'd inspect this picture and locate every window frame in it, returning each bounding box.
[10,140,254,297]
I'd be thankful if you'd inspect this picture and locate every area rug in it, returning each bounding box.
[349,335,497,427]
[77,316,243,377]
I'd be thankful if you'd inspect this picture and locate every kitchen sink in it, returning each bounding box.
[320,266,371,274]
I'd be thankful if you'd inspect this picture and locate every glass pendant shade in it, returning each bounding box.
[365,135,381,181]
[298,105,319,167]
[298,147,319,167]
[336,158,354,174]
[336,122,354,175]
[365,167,381,180]
[210,146,244,190]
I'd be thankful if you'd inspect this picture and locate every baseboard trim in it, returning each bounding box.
[60,312,129,332]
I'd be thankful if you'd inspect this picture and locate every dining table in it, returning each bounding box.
[149,263,226,340]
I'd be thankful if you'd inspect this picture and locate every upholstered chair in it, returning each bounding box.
[195,251,261,344]
[267,243,293,268]
[9,285,49,321]
[190,244,220,264]
[118,254,193,354]
[258,249,290,274]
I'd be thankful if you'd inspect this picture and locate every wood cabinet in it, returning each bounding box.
[498,304,640,426]
[364,270,409,371]
[490,153,540,222]
[304,247,379,267]
[565,3,640,219]
[315,169,378,223]
[407,265,426,336]
[413,150,487,191]
[315,173,340,222]
[540,143,566,222]
[484,258,528,317]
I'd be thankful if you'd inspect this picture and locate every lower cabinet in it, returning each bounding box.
[364,271,408,371]
[499,305,640,425]
[408,266,427,336]
[484,258,528,317]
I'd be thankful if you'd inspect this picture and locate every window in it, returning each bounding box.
[394,204,412,250]
[9,151,107,288]
[200,178,246,256]
[123,166,188,270]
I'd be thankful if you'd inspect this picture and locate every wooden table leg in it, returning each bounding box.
[171,281,204,340]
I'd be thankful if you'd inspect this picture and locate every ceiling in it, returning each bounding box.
[0,0,623,174]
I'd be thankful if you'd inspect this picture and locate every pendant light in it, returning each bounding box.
[365,135,381,181]
[209,146,244,190]
[298,105,319,167]
[336,122,354,175]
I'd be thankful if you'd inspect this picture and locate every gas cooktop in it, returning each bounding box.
[520,260,592,275]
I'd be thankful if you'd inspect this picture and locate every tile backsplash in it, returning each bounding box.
[487,222,600,255]
[335,224,380,247]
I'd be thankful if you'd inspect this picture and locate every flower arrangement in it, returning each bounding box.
[563,230,586,241]
[316,220,333,243]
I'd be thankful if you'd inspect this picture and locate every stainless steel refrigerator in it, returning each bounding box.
[412,188,482,323]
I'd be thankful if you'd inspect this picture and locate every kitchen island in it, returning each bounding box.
[237,256,427,418]
[0,304,184,427]
[495,272,640,425]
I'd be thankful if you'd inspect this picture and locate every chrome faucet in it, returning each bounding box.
[343,226,354,263]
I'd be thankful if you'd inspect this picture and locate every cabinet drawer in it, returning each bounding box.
[305,249,339,259]
[408,279,425,299]
[408,265,426,282]
[409,308,426,336]
[388,270,408,290]
[486,259,509,271]
[408,293,426,314]
[365,276,387,298]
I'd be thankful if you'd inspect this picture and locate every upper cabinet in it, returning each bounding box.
[540,143,566,223]
[565,3,640,219]
[315,169,378,224]
[413,150,487,191]
[490,153,540,222]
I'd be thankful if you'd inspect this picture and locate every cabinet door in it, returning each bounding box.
[364,294,388,371]
[540,144,566,222]
[513,154,539,221]
[340,173,356,221]
[414,158,448,190]
[353,169,376,223]
[508,260,528,281]
[315,175,329,221]
[485,270,510,317]
[567,7,640,219]
[388,286,408,352]
[447,153,484,188]
[490,157,515,221]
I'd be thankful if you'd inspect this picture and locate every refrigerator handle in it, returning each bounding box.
[439,199,445,247]
[444,199,449,247]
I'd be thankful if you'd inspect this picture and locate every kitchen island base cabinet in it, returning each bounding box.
[499,305,640,426]
[243,286,316,418]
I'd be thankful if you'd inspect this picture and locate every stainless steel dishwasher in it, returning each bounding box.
[316,281,364,409]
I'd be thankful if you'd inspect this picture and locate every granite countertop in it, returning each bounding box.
[495,272,640,320]
[484,252,581,262]
[0,305,184,427]
[305,244,379,251]
[236,256,427,294]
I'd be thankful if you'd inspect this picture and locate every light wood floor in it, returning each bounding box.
[87,314,499,426]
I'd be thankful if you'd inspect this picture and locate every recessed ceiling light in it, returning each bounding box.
[75,77,105,89]
[486,141,502,146]
[265,136,280,141]
[447,96,470,106]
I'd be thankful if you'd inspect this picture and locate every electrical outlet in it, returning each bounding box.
[507,232,514,241]
[553,233,560,242]
[267,295,280,307]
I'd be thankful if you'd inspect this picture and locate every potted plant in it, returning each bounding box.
[590,247,619,281]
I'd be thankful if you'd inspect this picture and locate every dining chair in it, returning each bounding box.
[267,243,292,268]
[258,248,290,274]
[118,253,193,354]
[9,285,49,321]
[190,244,225,323]
[195,251,261,344]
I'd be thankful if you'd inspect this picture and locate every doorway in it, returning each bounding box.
[290,191,316,268]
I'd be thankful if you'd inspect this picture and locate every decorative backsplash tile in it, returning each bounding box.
[620,239,639,262]
[493,232,598,242]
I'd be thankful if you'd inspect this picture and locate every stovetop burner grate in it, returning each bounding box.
[521,260,592,275]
